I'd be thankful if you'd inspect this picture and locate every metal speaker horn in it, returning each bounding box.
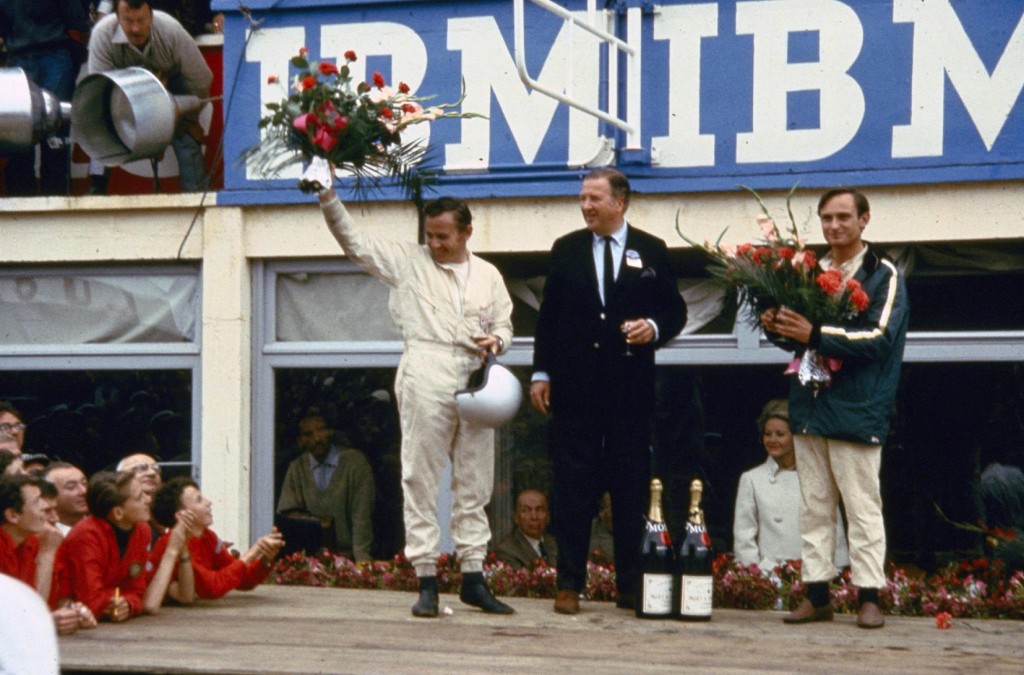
[72,67,204,166]
[0,67,72,150]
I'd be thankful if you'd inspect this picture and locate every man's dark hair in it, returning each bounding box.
[0,401,24,423]
[423,197,472,231]
[152,475,198,528]
[817,187,870,218]
[116,0,153,14]
[38,479,58,500]
[86,471,136,519]
[0,450,19,476]
[0,474,39,516]
[584,167,631,210]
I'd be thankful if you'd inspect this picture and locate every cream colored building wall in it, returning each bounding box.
[1,179,1020,545]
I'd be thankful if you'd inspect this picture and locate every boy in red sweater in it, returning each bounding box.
[2,474,96,634]
[149,477,285,599]
[55,471,159,621]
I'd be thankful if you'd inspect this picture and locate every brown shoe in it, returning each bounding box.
[554,589,580,615]
[856,602,885,629]
[783,598,834,624]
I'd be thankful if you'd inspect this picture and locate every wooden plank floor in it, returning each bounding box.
[58,585,1024,674]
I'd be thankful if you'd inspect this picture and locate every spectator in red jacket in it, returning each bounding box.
[150,476,285,599]
[2,474,95,634]
[55,471,153,621]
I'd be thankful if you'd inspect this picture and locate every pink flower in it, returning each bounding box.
[298,46,309,57]
[292,113,319,134]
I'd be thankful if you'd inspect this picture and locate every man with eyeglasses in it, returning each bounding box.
[116,454,164,543]
[0,401,27,451]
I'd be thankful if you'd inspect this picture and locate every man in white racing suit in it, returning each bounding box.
[317,176,515,617]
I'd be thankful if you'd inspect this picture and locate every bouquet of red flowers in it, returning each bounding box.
[678,185,870,387]
[244,48,483,193]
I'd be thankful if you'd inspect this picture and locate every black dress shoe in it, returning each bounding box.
[411,577,439,618]
[459,572,514,614]
[87,173,108,196]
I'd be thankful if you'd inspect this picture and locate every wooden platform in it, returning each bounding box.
[58,585,1024,674]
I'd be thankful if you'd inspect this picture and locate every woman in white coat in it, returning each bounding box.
[733,400,850,575]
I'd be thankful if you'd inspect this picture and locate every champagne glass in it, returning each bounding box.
[621,321,634,357]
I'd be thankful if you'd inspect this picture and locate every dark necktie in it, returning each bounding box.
[603,236,615,306]
[538,540,547,560]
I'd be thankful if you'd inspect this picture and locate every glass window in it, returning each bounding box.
[0,370,193,478]
[273,368,403,560]
[0,271,199,345]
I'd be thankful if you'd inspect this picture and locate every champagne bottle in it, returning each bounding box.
[636,478,674,619]
[674,478,713,621]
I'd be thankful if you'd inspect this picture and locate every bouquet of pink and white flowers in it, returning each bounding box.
[244,48,483,193]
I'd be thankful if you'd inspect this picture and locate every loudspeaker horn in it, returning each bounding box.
[0,67,72,150]
[71,67,204,166]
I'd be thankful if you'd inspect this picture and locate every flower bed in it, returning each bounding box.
[272,551,1024,620]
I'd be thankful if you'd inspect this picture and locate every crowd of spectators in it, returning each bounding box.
[0,399,282,639]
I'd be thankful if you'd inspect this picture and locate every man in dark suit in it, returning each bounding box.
[493,488,558,569]
[530,168,686,615]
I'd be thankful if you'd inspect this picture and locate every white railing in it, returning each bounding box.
[513,0,643,154]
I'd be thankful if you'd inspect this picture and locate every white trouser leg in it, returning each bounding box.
[828,438,886,588]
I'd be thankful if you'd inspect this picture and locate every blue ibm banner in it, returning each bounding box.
[214,0,1024,204]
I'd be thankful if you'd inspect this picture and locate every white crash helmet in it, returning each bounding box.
[455,353,523,428]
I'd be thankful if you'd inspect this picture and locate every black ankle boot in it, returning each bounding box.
[459,572,514,614]
[87,171,109,196]
[411,576,439,618]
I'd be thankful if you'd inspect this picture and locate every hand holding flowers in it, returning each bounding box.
[677,185,871,388]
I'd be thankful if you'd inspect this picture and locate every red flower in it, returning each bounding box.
[850,289,869,312]
[344,50,357,62]
[372,71,386,89]
[399,81,411,94]
[778,247,795,260]
[802,249,817,269]
[312,126,338,152]
[298,46,309,57]
[935,611,953,629]
[401,103,418,113]
[751,246,772,264]
[380,107,393,119]
[815,269,843,295]
[319,61,339,76]
[300,75,318,91]
[267,75,278,84]
[737,242,753,256]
